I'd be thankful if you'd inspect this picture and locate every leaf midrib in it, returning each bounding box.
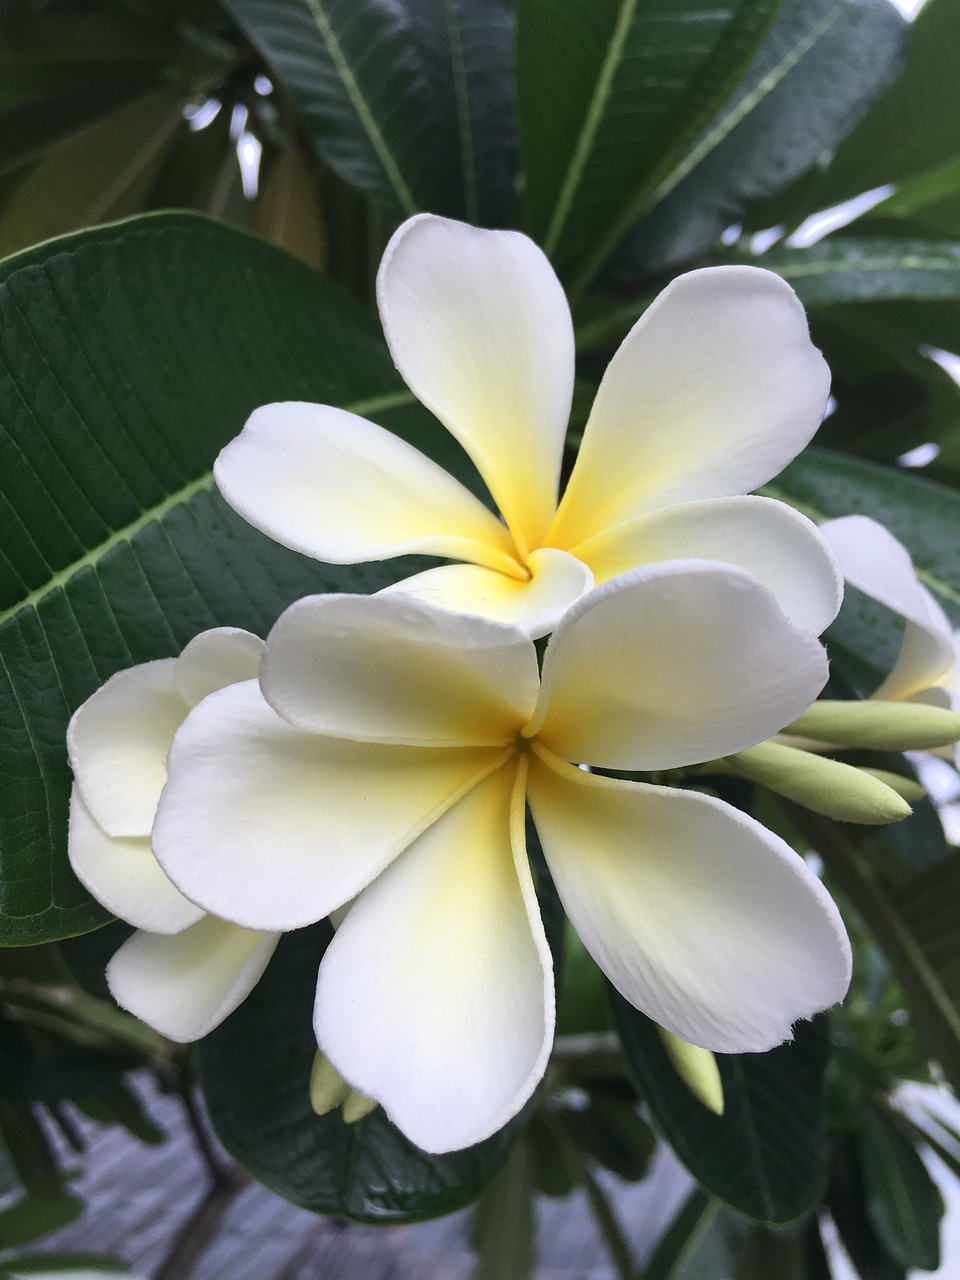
[0,388,414,630]
[301,0,419,216]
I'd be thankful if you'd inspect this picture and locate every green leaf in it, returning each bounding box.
[0,211,479,946]
[222,0,516,223]
[638,1188,746,1280]
[754,237,960,306]
[0,87,187,259]
[802,0,960,214]
[858,1102,943,1271]
[515,0,780,270]
[610,999,830,1224]
[0,84,149,180]
[806,817,960,1098]
[612,0,907,279]
[0,1102,62,1199]
[828,1134,906,1280]
[200,922,531,1222]
[469,1138,536,1280]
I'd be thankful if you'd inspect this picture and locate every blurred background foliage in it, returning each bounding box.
[3,0,960,1276]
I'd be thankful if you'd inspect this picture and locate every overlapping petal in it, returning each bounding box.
[68,791,203,934]
[377,214,574,554]
[822,515,956,700]
[570,496,841,635]
[528,562,828,770]
[314,760,554,1153]
[548,266,830,550]
[67,660,184,838]
[153,680,509,931]
[262,593,539,744]
[527,752,851,1053]
[174,626,263,705]
[378,548,593,639]
[215,402,519,573]
[107,916,280,1043]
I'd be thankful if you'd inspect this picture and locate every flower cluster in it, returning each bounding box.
[67,214,874,1154]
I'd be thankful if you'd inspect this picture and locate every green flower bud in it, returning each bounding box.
[342,1090,378,1124]
[728,741,910,825]
[309,1051,351,1116]
[658,1027,724,1116]
[857,767,926,803]
[785,699,960,751]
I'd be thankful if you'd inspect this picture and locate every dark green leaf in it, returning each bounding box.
[0,1256,129,1276]
[0,86,186,258]
[613,1000,829,1223]
[613,0,907,279]
[858,1102,943,1271]
[756,237,960,307]
[803,0,960,213]
[828,1134,906,1280]
[469,1138,536,1280]
[516,0,780,270]
[201,922,531,1222]
[562,1090,654,1182]
[807,816,960,1097]
[59,924,135,1004]
[0,212,493,945]
[222,0,516,223]
[639,1188,747,1280]
[0,1103,61,1199]
[0,84,148,179]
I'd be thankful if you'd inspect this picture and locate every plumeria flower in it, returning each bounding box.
[153,563,851,1153]
[67,628,280,1042]
[822,516,960,709]
[215,214,841,639]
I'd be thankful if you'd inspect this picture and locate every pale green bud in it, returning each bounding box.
[785,699,960,751]
[658,1027,724,1116]
[342,1090,378,1124]
[309,1051,351,1116]
[857,767,926,803]
[728,741,910,825]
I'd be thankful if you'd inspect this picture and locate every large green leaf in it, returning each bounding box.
[223,0,516,223]
[0,87,187,258]
[610,998,830,1223]
[0,211,481,946]
[515,0,780,271]
[756,237,960,306]
[200,921,531,1222]
[858,1102,943,1271]
[800,0,960,216]
[612,0,907,279]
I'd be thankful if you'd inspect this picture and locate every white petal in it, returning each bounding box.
[530,562,828,770]
[549,266,830,548]
[262,593,539,745]
[377,214,574,553]
[315,760,554,1153]
[377,548,593,639]
[153,680,508,931]
[68,789,203,934]
[527,754,851,1053]
[215,401,519,573]
[107,917,279,1042]
[822,515,956,698]
[571,496,841,635]
[175,627,263,706]
[67,660,185,837]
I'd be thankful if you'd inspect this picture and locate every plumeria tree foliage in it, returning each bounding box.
[3,0,960,1276]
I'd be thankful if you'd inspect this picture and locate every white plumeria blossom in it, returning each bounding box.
[215,214,842,639]
[153,563,851,1154]
[66,627,280,1042]
[821,515,960,707]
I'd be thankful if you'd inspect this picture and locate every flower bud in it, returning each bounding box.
[658,1027,724,1115]
[342,1090,378,1124]
[309,1051,351,1116]
[785,699,960,751]
[728,741,910,825]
